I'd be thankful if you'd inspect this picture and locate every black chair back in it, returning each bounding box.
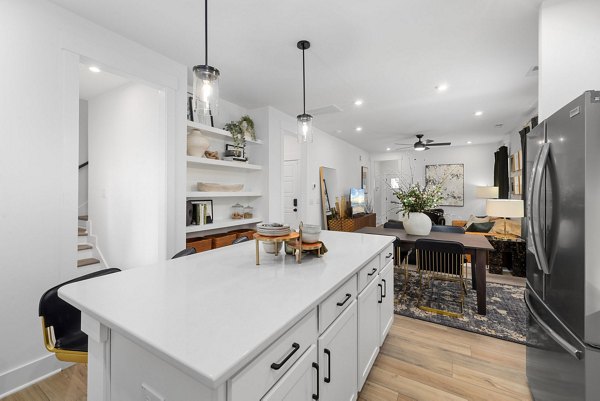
[415,239,465,275]
[232,236,250,244]
[39,268,121,340]
[430,225,465,234]
[171,247,197,259]
[383,220,404,229]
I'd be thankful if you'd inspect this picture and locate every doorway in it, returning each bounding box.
[78,61,166,269]
[282,134,301,227]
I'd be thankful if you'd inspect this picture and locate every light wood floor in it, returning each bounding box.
[4,315,530,401]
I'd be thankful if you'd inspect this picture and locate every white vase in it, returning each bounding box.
[403,212,432,236]
[187,129,210,157]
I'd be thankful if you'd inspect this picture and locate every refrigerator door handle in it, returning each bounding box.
[528,142,551,275]
[525,291,583,360]
[526,144,543,255]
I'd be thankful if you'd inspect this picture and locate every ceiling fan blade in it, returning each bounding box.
[426,142,451,146]
[424,139,434,144]
[393,142,413,146]
[392,146,413,151]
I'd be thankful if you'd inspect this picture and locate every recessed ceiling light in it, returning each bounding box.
[355,126,363,132]
[89,66,101,73]
[474,111,484,117]
[354,99,363,106]
[435,83,448,92]
[467,141,472,144]
[386,147,391,151]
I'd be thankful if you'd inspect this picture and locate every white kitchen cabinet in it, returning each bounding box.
[318,300,357,401]
[357,277,380,391]
[379,261,394,346]
[261,345,319,401]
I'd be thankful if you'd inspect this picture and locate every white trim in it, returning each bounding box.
[0,354,70,398]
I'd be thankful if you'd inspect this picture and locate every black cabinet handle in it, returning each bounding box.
[336,293,352,307]
[386,252,393,259]
[324,349,331,383]
[312,362,320,400]
[367,268,377,276]
[270,343,300,370]
[382,279,387,298]
[378,284,383,304]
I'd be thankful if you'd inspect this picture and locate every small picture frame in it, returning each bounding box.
[190,199,213,225]
[187,92,194,122]
[361,166,369,194]
[225,144,245,159]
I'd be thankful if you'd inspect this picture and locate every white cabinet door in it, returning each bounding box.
[357,277,380,391]
[262,345,318,401]
[319,301,357,401]
[379,261,394,346]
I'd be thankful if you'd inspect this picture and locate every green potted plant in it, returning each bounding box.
[224,121,245,148]
[393,182,443,235]
[239,115,256,141]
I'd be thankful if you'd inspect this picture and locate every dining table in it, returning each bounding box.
[356,226,495,315]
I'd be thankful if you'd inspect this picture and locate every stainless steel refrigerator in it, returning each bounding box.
[526,91,600,400]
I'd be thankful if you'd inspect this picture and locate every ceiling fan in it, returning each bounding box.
[393,134,451,152]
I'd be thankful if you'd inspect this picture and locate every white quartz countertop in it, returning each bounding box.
[59,230,394,388]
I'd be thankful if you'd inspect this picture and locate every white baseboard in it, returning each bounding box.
[0,354,72,398]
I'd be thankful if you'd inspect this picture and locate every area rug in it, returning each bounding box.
[394,268,526,344]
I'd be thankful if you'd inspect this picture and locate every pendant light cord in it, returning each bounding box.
[205,0,208,66]
[302,48,306,114]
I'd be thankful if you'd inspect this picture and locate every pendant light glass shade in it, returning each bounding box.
[193,65,220,117]
[297,113,313,143]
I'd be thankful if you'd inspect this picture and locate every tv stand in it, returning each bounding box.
[328,213,376,232]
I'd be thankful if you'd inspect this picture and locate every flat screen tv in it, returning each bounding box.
[350,188,366,216]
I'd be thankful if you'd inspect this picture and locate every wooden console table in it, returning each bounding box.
[328,213,376,232]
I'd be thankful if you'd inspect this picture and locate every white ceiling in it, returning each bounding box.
[54,0,541,152]
[79,63,130,100]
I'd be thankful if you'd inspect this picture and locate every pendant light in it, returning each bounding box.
[297,40,313,143]
[193,0,220,120]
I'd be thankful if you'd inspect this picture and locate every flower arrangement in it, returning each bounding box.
[393,182,443,217]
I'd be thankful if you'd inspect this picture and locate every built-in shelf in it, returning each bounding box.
[186,218,263,233]
[187,120,263,145]
[187,191,261,198]
[187,156,263,170]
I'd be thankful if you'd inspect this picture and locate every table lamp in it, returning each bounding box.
[475,186,499,199]
[486,199,524,238]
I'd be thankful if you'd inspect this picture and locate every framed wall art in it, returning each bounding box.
[425,163,464,207]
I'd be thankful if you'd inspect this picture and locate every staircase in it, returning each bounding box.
[77,215,108,271]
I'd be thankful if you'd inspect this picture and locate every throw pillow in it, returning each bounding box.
[466,222,495,233]
[490,219,522,236]
[465,214,490,228]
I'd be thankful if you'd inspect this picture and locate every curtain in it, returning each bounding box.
[494,145,509,199]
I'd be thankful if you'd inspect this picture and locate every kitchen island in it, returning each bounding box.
[59,230,395,401]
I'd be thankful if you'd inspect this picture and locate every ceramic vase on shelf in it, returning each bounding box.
[187,129,210,157]
[403,212,432,236]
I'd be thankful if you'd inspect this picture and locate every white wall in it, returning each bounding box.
[88,83,165,268]
[78,100,89,214]
[371,143,498,222]
[0,0,186,396]
[258,106,370,227]
[539,0,600,120]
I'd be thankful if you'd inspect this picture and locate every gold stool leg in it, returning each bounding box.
[255,239,260,265]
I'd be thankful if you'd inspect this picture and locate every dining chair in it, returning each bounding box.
[39,268,121,363]
[430,225,465,234]
[415,239,468,318]
[384,220,414,296]
[171,247,197,259]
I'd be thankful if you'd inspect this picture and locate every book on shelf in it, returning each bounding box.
[188,200,213,225]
